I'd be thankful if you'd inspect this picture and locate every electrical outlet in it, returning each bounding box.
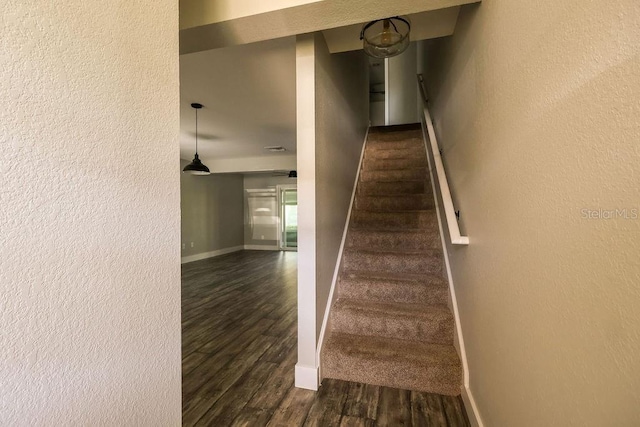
[182,243,185,250]
[190,242,194,248]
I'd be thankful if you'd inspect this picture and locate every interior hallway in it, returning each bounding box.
[182,250,470,426]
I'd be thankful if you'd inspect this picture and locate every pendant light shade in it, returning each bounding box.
[183,103,211,175]
[360,17,411,59]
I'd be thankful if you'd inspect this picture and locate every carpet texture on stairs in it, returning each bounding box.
[321,124,463,396]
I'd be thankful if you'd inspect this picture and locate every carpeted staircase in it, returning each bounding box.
[321,124,462,396]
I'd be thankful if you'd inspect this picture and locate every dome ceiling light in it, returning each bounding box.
[360,16,411,59]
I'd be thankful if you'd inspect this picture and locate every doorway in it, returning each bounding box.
[278,185,298,251]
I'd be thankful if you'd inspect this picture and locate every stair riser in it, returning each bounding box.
[342,252,443,276]
[358,181,426,196]
[360,169,427,182]
[365,147,425,160]
[331,306,453,344]
[362,157,427,171]
[322,353,461,396]
[346,230,442,251]
[338,278,449,305]
[351,211,438,230]
[354,195,434,212]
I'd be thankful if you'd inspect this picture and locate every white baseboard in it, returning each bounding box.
[244,245,280,251]
[294,364,319,391]
[316,128,369,382]
[181,245,244,264]
[462,385,483,427]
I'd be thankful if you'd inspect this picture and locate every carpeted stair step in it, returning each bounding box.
[365,137,424,151]
[322,332,462,396]
[351,210,438,230]
[338,271,449,305]
[365,146,425,160]
[354,194,434,212]
[362,156,427,171]
[360,168,427,182]
[342,249,443,276]
[331,299,454,344]
[322,124,462,396]
[368,126,422,142]
[357,180,427,196]
[346,229,442,251]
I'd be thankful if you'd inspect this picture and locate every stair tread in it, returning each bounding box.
[334,298,452,318]
[352,209,436,213]
[325,332,459,364]
[360,167,427,171]
[322,332,462,395]
[344,247,442,256]
[348,227,438,234]
[341,270,448,286]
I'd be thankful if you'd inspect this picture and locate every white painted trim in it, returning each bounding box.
[420,109,482,427]
[462,386,484,427]
[418,74,469,245]
[180,245,244,264]
[294,363,319,391]
[243,245,280,251]
[316,127,369,382]
[384,58,390,126]
[277,184,298,250]
[295,33,318,389]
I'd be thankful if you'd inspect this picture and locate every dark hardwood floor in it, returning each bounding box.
[182,250,469,426]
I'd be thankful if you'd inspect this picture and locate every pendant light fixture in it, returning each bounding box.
[183,103,211,175]
[360,16,411,59]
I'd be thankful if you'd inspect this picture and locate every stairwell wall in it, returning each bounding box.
[295,32,368,389]
[423,1,640,426]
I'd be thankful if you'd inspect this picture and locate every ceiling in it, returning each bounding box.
[179,37,296,163]
[180,0,478,54]
[179,6,464,169]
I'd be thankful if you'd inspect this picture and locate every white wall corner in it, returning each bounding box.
[181,245,244,264]
[316,127,369,382]
[295,364,319,391]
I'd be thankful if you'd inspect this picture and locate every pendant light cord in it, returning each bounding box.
[195,107,198,154]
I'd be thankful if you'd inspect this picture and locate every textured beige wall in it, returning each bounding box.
[180,160,244,257]
[424,1,640,425]
[0,0,181,424]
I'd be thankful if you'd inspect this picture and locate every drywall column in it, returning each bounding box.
[423,1,640,426]
[0,1,181,424]
[295,33,368,390]
[295,33,318,389]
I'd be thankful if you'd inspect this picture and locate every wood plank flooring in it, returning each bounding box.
[182,250,470,426]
